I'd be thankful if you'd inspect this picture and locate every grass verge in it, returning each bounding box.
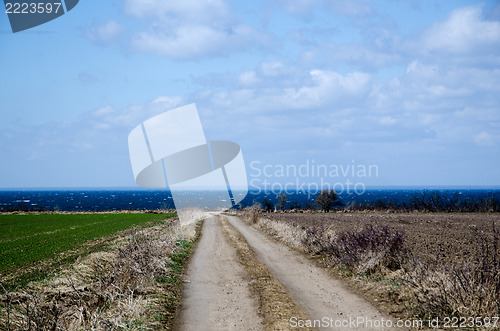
[155,223,202,329]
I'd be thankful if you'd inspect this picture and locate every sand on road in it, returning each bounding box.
[175,214,397,330]
[174,215,263,331]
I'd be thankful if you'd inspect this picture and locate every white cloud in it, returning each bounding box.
[124,0,231,22]
[239,71,259,86]
[420,5,500,54]
[132,24,270,59]
[323,0,372,17]
[275,0,319,18]
[293,5,499,71]
[474,131,493,146]
[202,69,372,113]
[276,0,372,18]
[6,96,186,166]
[260,61,286,76]
[298,70,371,101]
[300,42,404,71]
[406,60,439,78]
[126,0,272,59]
[92,106,114,117]
[86,20,125,45]
[187,52,499,155]
[152,96,183,106]
[380,116,397,125]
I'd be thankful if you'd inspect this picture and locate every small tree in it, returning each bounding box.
[277,193,287,211]
[262,198,274,212]
[315,189,341,212]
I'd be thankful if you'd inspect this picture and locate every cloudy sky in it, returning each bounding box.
[0,0,499,188]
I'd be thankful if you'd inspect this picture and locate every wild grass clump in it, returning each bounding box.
[242,202,262,224]
[0,218,199,330]
[178,207,208,226]
[256,218,307,249]
[302,224,407,275]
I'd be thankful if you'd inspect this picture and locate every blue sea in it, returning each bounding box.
[0,188,499,212]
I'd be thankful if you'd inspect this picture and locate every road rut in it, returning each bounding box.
[175,214,395,330]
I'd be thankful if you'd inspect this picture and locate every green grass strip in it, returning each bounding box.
[155,222,202,329]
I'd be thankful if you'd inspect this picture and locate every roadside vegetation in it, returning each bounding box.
[241,208,500,325]
[0,209,204,330]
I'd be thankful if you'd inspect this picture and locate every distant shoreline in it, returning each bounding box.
[1,185,500,191]
[1,188,499,213]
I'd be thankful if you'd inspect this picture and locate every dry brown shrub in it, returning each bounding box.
[241,202,262,224]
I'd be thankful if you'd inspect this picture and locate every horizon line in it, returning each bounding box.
[1,185,500,191]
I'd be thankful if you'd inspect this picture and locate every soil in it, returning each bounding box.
[263,212,500,263]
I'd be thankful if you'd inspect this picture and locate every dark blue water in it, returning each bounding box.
[0,190,175,211]
[0,188,499,212]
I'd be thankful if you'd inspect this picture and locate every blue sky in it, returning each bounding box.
[0,0,499,188]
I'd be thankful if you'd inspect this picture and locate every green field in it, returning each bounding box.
[0,213,175,284]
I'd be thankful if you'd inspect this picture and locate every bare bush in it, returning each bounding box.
[302,224,407,274]
[242,202,262,224]
[256,218,307,249]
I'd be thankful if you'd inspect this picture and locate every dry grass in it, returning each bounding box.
[241,203,261,225]
[0,211,203,330]
[177,207,209,226]
[253,218,307,250]
[402,224,500,320]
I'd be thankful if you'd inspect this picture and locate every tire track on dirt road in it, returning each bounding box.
[224,214,395,331]
[174,215,263,331]
[175,214,397,330]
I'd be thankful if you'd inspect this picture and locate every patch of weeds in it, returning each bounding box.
[364,273,385,283]
[385,278,402,287]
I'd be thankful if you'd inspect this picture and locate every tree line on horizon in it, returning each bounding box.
[246,189,500,213]
[2,190,499,213]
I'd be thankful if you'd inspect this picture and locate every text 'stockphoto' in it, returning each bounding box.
[128,104,248,225]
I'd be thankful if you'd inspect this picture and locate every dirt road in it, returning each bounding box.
[175,214,394,330]
[174,215,263,331]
